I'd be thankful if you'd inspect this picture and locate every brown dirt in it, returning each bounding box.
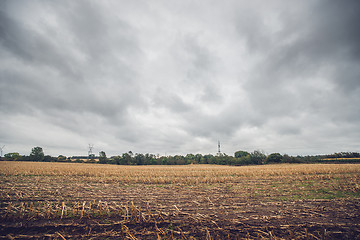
[1,182,360,239]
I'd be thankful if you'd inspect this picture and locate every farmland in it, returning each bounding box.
[1,162,360,239]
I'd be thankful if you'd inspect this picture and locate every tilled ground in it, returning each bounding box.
[1,176,360,239]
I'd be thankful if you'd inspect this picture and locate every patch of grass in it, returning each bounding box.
[306,189,348,199]
[349,189,360,197]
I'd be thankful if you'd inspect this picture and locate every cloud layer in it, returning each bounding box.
[1,0,359,156]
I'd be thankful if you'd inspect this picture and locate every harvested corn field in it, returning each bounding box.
[1,162,360,239]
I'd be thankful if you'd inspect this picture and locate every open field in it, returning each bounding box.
[1,162,360,239]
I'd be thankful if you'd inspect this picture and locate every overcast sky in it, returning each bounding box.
[1,0,359,157]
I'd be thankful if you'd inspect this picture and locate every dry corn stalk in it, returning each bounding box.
[60,202,65,219]
[80,201,86,219]
[205,227,212,240]
[122,224,138,240]
[56,232,66,240]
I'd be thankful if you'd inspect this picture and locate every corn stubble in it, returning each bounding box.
[1,162,360,239]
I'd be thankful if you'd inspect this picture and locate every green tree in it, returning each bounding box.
[159,156,169,165]
[122,152,133,165]
[215,154,229,165]
[144,153,156,165]
[194,154,202,164]
[234,150,250,158]
[250,150,266,165]
[185,154,195,164]
[4,152,21,161]
[44,155,56,162]
[135,153,145,165]
[112,155,123,165]
[99,151,107,164]
[200,154,214,164]
[266,153,283,163]
[174,155,186,165]
[237,155,252,165]
[282,154,300,163]
[30,147,44,161]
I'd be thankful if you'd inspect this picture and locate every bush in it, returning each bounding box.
[250,150,266,165]
[266,153,283,164]
[234,150,250,158]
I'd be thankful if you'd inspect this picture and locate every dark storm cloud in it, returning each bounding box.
[0,0,147,155]
[0,0,142,116]
[1,0,359,156]
[270,0,360,89]
[238,1,360,128]
[0,5,82,80]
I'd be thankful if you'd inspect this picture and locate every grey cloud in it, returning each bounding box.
[182,101,249,140]
[0,0,143,110]
[183,36,214,80]
[57,1,140,63]
[239,1,360,126]
[0,66,141,121]
[200,85,222,103]
[183,36,224,103]
[152,88,192,113]
[0,6,82,80]
[235,6,271,52]
[1,0,359,156]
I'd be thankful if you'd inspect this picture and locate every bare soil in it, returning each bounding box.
[1,181,360,239]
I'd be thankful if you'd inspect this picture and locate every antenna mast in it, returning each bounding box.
[217,141,221,156]
[88,144,94,160]
[0,145,4,158]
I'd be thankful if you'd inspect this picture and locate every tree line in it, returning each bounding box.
[2,147,360,165]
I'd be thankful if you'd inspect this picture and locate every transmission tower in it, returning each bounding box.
[0,145,4,158]
[217,141,221,156]
[88,144,94,160]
